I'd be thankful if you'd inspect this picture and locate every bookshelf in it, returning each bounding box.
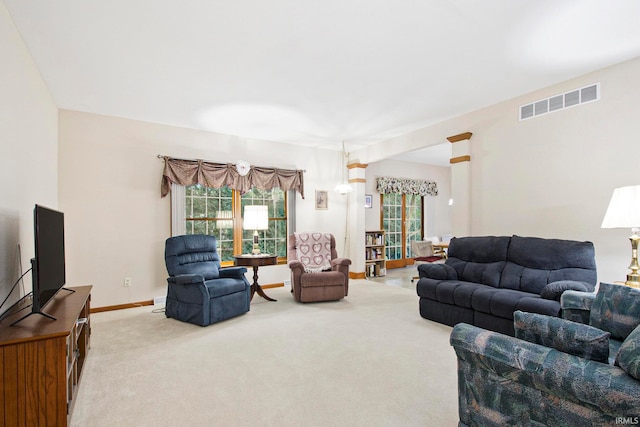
[365,230,386,278]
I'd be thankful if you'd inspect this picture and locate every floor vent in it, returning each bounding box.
[519,83,599,121]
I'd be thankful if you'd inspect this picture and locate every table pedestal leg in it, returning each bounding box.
[250,265,277,302]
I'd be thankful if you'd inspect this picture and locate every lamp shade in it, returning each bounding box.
[601,185,640,229]
[333,181,353,194]
[243,205,269,230]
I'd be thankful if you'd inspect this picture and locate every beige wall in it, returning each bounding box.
[361,56,640,284]
[58,111,354,307]
[0,2,58,310]
[365,160,452,238]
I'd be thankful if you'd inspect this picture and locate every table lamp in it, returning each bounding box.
[243,205,268,255]
[601,185,640,288]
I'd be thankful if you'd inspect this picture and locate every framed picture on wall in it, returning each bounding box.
[315,190,328,210]
[364,194,373,209]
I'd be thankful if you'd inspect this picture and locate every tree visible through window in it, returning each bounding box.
[183,185,287,264]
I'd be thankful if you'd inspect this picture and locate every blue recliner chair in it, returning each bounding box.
[164,235,251,326]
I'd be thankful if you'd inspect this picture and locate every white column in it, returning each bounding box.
[347,162,367,278]
[448,132,472,237]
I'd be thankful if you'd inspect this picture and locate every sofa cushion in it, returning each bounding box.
[417,280,490,309]
[615,324,640,380]
[514,311,610,363]
[446,236,510,287]
[300,271,345,287]
[514,296,561,318]
[500,236,597,294]
[204,278,247,298]
[470,287,560,320]
[540,280,589,301]
[590,282,640,340]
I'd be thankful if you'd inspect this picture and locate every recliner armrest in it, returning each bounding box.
[288,260,304,270]
[331,257,351,269]
[219,266,248,279]
[168,274,205,285]
[417,263,457,280]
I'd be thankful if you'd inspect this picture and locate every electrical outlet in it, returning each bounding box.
[123,277,132,287]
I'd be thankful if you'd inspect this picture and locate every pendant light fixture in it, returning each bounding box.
[334,141,353,194]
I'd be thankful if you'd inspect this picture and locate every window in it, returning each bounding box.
[381,193,424,268]
[173,184,288,265]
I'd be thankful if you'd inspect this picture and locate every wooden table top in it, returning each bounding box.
[234,254,277,267]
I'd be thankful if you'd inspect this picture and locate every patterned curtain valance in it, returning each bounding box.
[376,176,438,196]
[160,156,305,198]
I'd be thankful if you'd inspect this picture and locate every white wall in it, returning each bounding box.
[0,2,58,313]
[362,56,640,284]
[58,110,350,307]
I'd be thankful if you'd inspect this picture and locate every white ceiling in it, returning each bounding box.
[5,0,640,164]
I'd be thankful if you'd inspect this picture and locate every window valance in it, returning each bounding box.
[376,176,438,196]
[160,156,305,198]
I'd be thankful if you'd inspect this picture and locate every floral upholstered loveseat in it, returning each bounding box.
[449,282,640,426]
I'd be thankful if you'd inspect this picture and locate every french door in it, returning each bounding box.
[381,193,423,269]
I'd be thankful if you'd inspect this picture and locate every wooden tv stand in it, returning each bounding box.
[0,285,92,426]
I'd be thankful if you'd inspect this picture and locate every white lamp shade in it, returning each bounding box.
[333,182,353,194]
[243,205,269,230]
[601,185,640,229]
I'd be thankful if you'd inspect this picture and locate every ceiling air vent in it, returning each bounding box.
[519,83,599,121]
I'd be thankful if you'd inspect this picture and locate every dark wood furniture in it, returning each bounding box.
[234,254,277,301]
[0,285,92,426]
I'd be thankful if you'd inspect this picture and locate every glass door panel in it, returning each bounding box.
[405,194,423,258]
[382,193,423,269]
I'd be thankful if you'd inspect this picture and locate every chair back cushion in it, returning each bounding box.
[446,236,510,287]
[590,282,640,340]
[411,240,434,258]
[500,236,597,294]
[165,235,220,279]
[289,233,337,271]
[514,311,610,363]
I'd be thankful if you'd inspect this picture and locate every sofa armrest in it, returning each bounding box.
[168,274,205,285]
[219,266,248,279]
[450,323,640,423]
[417,262,457,280]
[561,289,596,323]
[540,280,589,301]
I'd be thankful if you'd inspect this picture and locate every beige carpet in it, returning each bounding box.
[71,280,459,426]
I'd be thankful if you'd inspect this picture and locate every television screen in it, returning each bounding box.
[33,205,66,312]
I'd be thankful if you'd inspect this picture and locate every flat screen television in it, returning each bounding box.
[33,204,66,312]
[10,205,69,325]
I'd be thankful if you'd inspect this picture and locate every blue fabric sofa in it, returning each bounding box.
[164,235,251,326]
[417,235,597,335]
[449,282,640,426]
